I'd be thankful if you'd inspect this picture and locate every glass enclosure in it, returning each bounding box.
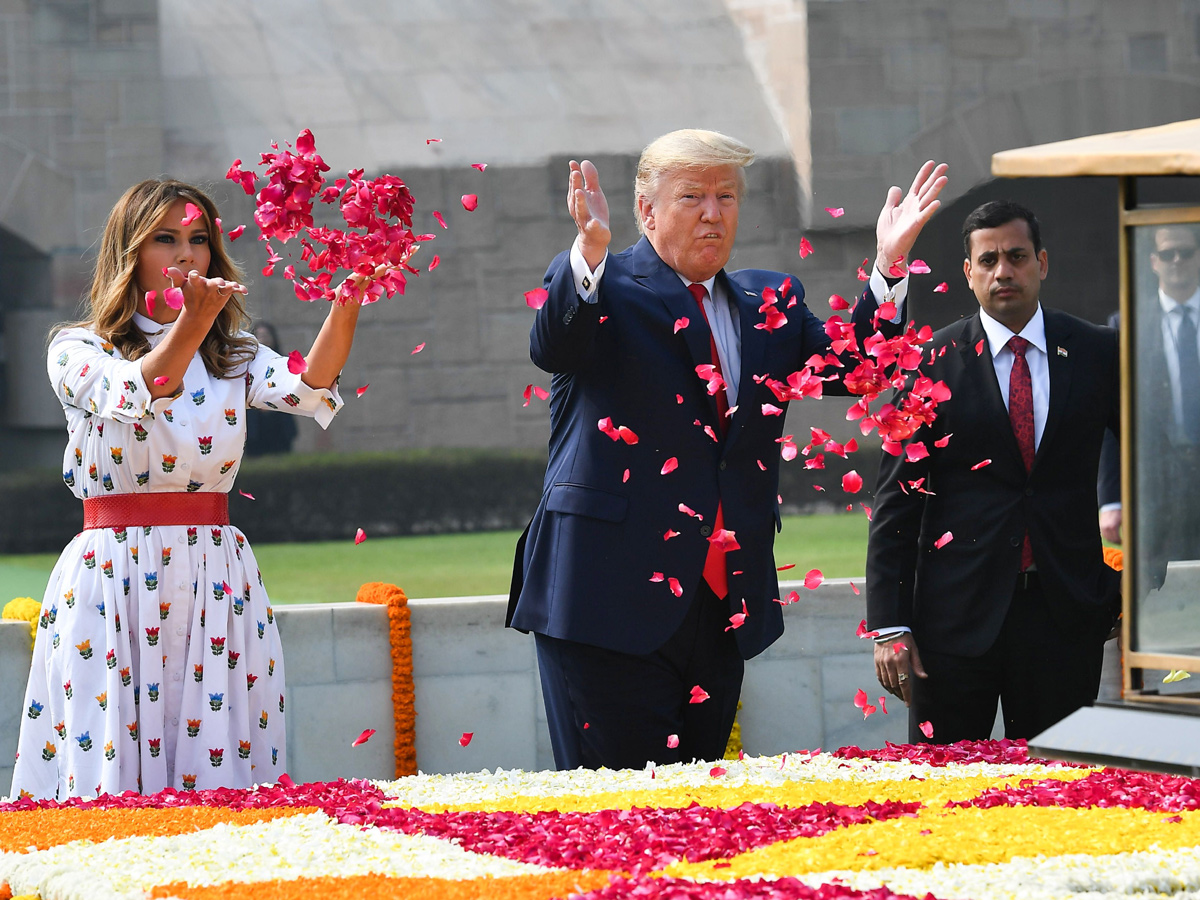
[1122,193,1200,702]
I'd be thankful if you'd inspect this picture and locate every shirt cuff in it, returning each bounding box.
[570,238,607,303]
[872,626,912,643]
[868,267,908,321]
[1100,502,1122,513]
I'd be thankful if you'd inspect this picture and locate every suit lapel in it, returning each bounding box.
[722,270,766,450]
[959,315,1024,464]
[632,238,723,425]
[1035,309,1072,468]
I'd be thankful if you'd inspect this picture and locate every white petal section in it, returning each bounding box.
[375,752,1089,809]
[794,847,1200,900]
[0,812,553,900]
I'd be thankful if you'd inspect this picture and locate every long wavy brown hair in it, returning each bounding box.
[64,179,257,378]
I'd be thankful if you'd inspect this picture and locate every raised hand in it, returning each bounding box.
[164,266,247,324]
[567,159,610,270]
[874,160,949,277]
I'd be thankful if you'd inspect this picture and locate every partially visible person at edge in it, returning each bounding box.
[244,322,298,457]
[508,127,948,771]
[11,179,368,800]
[1098,225,1200,588]
[867,201,1121,744]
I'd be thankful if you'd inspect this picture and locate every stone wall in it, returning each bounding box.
[1,580,1124,792]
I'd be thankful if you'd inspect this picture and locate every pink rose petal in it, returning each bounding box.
[153,376,170,386]
[934,281,948,293]
[432,210,447,229]
[660,457,678,475]
[354,528,366,545]
[909,259,931,274]
[461,194,479,211]
[666,734,679,749]
[667,577,683,597]
[842,470,863,493]
[287,350,308,374]
[674,317,689,333]
[920,720,934,738]
[459,732,473,747]
[163,286,185,310]
[227,225,246,241]
[356,384,369,398]
[471,163,488,172]
[934,531,953,549]
[798,236,814,258]
[411,342,425,355]
[689,685,710,704]
[181,202,203,226]
[428,254,441,272]
[804,568,823,590]
[824,206,845,218]
[238,490,255,501]
[525,288,549,309]
[971,459,992,470]
[351,728,376,748]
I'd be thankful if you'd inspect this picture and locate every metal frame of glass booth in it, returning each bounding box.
[991,120,1200,767]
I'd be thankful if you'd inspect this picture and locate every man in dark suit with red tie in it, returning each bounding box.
[508,129,948,769]
[867,201,1122,742]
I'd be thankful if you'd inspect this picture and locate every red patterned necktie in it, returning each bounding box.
[688,282,729,599]
[1007,335,1035,572]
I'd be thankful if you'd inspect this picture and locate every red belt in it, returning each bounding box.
[83,493,230,530]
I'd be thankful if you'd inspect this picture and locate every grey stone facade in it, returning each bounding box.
[3,0,1200,467]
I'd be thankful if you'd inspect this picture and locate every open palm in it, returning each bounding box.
[876,160,949,274]
[568,159,610,269]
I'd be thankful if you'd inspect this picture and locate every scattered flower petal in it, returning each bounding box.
[525,288,549,309]
[287,350,308,374]
[461,194,479,211]
[824,206,844,218]
[798,237,814,258]
[934,531,954,549]
[660,457,678,475]
[351,728,376,747]
[689,685,710,704]
[458,732,473,747]
[354,528,366,545]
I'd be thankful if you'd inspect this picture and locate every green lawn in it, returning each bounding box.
[0,513,868,606]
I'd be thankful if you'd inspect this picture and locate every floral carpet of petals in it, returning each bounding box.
[4,741,1200,899]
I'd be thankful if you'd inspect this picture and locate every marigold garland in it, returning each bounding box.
[149,870,614,900]
[1,597,40,649]
[356,582,417,777]
[1103,546,1123,570]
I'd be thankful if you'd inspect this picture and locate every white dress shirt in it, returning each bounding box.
[979,303,1050,450]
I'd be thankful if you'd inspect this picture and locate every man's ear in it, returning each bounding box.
[962,256,972,288]
[637,194,655,232]
[1038,248,1049,281]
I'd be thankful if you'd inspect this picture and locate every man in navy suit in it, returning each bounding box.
[867,201,1122,742]
[507,128,947,770]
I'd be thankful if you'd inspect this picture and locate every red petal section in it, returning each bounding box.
[952,767,1200,812]
[368,799,920,874]
[572,875,935,900]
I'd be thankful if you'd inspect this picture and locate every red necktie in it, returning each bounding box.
[1007,336,1035,572]
[688,283,729,599]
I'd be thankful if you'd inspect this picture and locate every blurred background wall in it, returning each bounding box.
[3,0,1200,471]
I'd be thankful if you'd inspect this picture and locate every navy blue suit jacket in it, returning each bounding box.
[508,236,890,659]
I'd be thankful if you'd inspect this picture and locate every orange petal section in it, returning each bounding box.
[0,806,316,852]
[150,870,616,900]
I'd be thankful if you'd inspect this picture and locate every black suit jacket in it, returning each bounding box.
[866,307,1121,656]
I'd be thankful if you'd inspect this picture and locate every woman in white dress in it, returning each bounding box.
[11,179,365,800]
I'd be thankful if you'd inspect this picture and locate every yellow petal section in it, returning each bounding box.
[425,768,1095,814]
[669,805,1200,880]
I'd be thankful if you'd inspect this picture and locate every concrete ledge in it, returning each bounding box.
[3,580,1122,792]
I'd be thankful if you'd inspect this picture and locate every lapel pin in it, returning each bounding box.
[1056,346,1068,357]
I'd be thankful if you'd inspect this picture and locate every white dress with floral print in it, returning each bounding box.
[10,313,342,800]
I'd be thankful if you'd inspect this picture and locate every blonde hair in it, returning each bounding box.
[64,179,255,378]
[634,129,755,233]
